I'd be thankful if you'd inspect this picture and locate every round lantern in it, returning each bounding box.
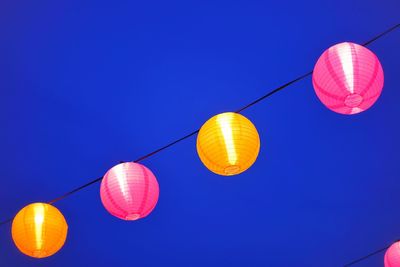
[12,203,68,258]
[100,162,159,220]
[312,42,384,115]
[385,241,400,267]
[196,112,260,176]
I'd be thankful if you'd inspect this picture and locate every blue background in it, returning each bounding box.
[0,0,399,266]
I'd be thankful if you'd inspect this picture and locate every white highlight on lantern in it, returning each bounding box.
[217,113,238,165]
[337,44,354,94]
[116,166,131,203]
[34,204,45,250]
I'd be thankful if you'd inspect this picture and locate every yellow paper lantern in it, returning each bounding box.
[12,203,68,258]
[197,112,260,176]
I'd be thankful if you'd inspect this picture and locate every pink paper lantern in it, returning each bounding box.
[312,42,384,114]
[100,162,159,220]
[385,242,400,267]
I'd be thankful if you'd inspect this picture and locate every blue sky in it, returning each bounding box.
[0,0,399,266]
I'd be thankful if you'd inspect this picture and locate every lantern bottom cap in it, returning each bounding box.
[32,250,47,258]
[344,93,363,108]
[224,165,241,175]
[125,213,141,220]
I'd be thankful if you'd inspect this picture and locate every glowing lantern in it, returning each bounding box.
[312,42,384,114]
[12,203,68,258]
[196,112,260,176]
[100,162,159,220]
[385,241,400,267]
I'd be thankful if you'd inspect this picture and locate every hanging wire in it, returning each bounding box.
[0,23,399,265]
[343,240,399,266]
[48,129,201,204]
[34,22,400,206]
[235,70,314,113]
[1,22,399,219]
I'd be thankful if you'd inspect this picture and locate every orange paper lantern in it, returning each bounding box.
[12,203,68,258]
[197,112,260,176]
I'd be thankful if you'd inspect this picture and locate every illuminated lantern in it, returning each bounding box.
[12,203,68,258]
[196,112,260,176]
[385,241,400,267]
[312,42,384,114]
[100,162,159,220]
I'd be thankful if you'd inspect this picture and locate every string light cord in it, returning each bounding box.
[343,240,399,266]
[1,22,399,265]
[45,70,317,206]
[48,129,201,204]
[47,70,315,206]
[39,22,400,205]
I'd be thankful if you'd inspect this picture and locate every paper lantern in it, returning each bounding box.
[196,112,260,176]
[100,162,159,220]
[312,42,384,114]
[385,241,400,267]
[12,203,68,258]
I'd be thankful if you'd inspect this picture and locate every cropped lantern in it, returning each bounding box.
[100,162,159,220]
[196,112,260,176]
[312,42,384,114]
[12,203,68,258]
[385,241,400,267]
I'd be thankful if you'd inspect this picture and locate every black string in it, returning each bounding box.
[0,23,398,225]
[48,177,104,204]
[38,22,400,204]
[362,23,400,46]
[235,71,314,113]
[0,25,399,267]
[132,130,200,163]
[343,241,398,266]
[236,23,400,114]
[47,71,317,207]
[48,130,201,205]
